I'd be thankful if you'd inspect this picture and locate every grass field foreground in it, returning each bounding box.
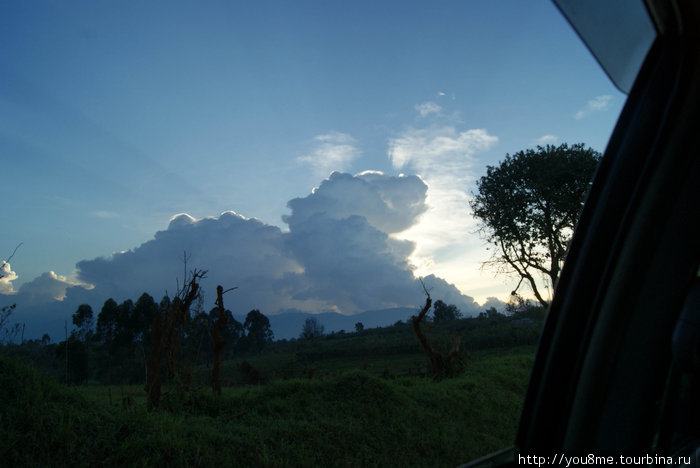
[1,347,533,467]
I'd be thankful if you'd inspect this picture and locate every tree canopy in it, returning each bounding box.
[433,300,462,322]
[243,309,274,352]
[300,317,324,340]
[470,143,601,306]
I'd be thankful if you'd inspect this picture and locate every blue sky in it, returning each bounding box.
[2,0,625,334]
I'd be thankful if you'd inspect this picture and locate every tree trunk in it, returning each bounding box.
[211,285,227,395]
[411,290,463,380]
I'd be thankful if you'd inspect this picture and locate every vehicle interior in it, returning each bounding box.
[465,0,700,465]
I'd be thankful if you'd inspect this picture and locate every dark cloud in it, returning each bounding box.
[284,213,419,312]
[284,171,428,234]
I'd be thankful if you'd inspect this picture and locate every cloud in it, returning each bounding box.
[574,95,612,119]
[93,210,119,219]
[75,210,303,314]
[387,126,498,294]
[296,131,361,178]
[0,262,18,294]
[415,101,442,117]
[12,171,490,341]
[283,214,420,312]
[284,171,428,234]
[388,127,496,182]
[16,271,89,305]
[535,134,557,145]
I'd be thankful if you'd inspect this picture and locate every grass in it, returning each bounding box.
[1,346,534,467]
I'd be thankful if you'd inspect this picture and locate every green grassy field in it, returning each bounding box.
[1,344,535,467]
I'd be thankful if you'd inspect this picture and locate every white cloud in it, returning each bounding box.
[297,131,361,178]
[75,211,302,314]
[12,170,486,324]
[388,126,497,184]
[574,95,612,119]
[93,210,118,219]
[279,172,457,313]
[415,101,442,117]
[535,134,557,145]
[0,262,18,294]
[387,126,498,295]
[16,271,89,304]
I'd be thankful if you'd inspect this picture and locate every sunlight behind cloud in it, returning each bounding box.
[387,126,499,302]
[0,262,18,294]
[17,271,93,304]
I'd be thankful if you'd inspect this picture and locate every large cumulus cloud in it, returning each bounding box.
[284,171,428,234]
[0,262,18,294]
[9,172,484,340]
[76,211,302,314]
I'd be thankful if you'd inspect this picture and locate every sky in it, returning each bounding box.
[1,0,625,338]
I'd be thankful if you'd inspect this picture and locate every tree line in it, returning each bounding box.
[53,287,273,387]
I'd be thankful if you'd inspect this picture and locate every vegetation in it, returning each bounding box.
[299,316,325,340]
[0,344,535,466]
[0,140,603,465]
[0,293,544,465]
[470,143,601,306]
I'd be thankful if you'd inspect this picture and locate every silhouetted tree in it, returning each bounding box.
[210,284,237,395]
[71,304,94,342]
[411,281,463,380]
[145,268,206,409]
[470,143,601,306]
[478,306,503,319]
[243,309,273,353]
[112,299,135,347]
[0,303,19,344]
[300,317,324,340]
[505,296,547,320]
[432,300,462,322]
[354,322,364,332]
[132,293,158,342]
[95,298,120,344]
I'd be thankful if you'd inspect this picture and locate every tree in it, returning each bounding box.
[0,303,20,344]
[210,284,238,395]
[72,304,94,342]
[300,317,324,340]
[432,300,462,322]
[470,143,601,306]
[132,293,158,343]
[96,298,119,344]
[411,281,463,380]
[354,322,364,332]
[243,309,273,352]
[145,268,206,409]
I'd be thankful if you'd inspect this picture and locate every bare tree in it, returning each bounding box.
[411,280,463,380]
[211,284,237,395]
[145,267,207,409]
